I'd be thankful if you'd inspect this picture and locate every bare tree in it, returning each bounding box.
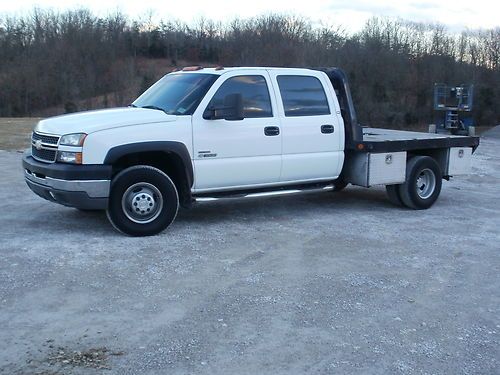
[0,9,498,126]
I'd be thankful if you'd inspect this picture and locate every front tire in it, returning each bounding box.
[332,180,348,192]
[106,165,179,236]
[398,156,442,209]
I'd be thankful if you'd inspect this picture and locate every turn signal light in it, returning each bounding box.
[57,151,83,164]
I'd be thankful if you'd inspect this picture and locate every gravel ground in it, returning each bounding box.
[0,132,499,375]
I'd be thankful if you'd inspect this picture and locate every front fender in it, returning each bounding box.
[103,141,194,187]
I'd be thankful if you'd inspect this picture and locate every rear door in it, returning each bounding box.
[268,70,344,182]
[192,70,282,191]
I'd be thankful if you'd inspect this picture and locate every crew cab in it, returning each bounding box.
[23,67,480,236]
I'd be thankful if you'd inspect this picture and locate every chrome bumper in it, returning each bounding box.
[24,169,110,198]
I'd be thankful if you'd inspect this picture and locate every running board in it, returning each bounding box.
[193,181,335,200]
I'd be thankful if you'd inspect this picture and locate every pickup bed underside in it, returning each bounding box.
[352,128,480,153]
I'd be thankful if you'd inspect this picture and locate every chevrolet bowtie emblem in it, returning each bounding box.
[34,139,43,150]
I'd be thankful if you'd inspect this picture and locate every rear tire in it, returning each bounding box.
[398,156,442,209]
[385,184,403,206]
[106,165,179,236]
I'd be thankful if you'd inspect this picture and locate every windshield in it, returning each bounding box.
[132,73,219,115]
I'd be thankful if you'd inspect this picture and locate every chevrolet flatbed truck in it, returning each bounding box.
[23,67,480,236]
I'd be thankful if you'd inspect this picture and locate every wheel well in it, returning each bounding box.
[111,151,192,208]
[407,150,447,177]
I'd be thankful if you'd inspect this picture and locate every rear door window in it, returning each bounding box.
[277,75,330,117]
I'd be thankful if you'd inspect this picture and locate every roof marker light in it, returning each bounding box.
[182,66,203,71]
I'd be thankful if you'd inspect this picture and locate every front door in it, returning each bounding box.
[192,70,282,191]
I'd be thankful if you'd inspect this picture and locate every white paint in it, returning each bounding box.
[32,67,474,196]
[191,68,344,192]
[82,116,193,164]
[35,67,346,192]
[191,69,282,190]
[35,107,175,135]
[267,68,344,182]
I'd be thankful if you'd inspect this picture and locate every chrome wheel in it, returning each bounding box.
[398,156,442,210]
[415,168,436,199]
[121,182,163,224]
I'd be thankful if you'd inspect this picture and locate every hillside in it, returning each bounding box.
[1,10,499,128]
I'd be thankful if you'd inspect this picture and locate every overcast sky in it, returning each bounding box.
[2,0,499,32]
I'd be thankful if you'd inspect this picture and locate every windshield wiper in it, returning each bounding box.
[141,105,168,114]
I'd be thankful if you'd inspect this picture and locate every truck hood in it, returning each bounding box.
[35,107,177,135]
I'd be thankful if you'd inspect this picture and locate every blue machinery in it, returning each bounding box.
[433,84,474,135]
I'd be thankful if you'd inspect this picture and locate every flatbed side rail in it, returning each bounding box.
[351,135,480,153]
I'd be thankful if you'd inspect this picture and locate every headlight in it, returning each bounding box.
[59,133,87,146]
[57,151,82,164]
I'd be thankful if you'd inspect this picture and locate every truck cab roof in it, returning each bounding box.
[175,66,321,75]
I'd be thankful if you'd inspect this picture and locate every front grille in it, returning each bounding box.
[31,131,60,162]
[32,132,59,145]
[32,146,57,162]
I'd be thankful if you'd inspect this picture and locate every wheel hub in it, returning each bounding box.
[415,168,436,199]
[133,192,155,215]
[121,182,163,224]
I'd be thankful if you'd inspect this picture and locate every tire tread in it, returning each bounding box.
[106,165,179,236]
[398,156,441,210]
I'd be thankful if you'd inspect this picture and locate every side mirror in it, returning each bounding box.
[222,93,244,121]
[204,93,244,121]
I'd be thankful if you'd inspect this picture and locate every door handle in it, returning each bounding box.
[264,126,280,136]
[321,124,334,134]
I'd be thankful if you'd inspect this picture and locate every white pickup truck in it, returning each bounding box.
[23,67,479,236]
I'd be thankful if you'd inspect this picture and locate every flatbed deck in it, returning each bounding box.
[354,128,480,153]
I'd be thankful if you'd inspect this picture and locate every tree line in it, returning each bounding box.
[0,8,499,127]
